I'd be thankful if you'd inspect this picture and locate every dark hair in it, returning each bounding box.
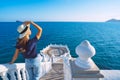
[16,36,28,52]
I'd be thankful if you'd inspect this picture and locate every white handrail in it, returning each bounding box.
[0,62,52,80]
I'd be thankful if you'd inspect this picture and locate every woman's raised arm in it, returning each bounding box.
[31,21,42,40]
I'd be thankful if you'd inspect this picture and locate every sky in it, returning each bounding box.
[0,0,120,22]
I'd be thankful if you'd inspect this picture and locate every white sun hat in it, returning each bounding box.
[17,24,28,39]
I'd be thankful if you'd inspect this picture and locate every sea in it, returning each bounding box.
[0,22,120,69]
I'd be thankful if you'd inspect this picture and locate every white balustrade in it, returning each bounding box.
[0,63,26,80]
[0,61,52,80]
[1,44,120,80]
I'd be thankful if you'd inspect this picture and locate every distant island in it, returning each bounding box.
[106,19,120,22]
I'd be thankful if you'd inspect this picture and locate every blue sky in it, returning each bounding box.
[0,0,120,22]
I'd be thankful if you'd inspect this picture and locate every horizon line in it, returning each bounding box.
[0,20,106,22]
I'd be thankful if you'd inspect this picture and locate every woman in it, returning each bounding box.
[9,21,42,80]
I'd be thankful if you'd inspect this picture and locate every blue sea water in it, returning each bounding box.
[0,22,120,69]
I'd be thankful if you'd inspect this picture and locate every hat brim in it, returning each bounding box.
[18,27,29,39]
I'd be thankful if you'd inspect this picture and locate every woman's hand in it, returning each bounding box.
[9,62,14,64]
[24,21,32,26]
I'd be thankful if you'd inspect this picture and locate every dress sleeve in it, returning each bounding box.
[15,42,21,49]
[32,36,39,43]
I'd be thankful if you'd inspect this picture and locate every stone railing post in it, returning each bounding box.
[63,57,72,80]
[64,40,104,80]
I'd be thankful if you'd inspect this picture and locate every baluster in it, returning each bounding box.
[21,68,27,80]
[0,72,9,80]
[16,69,22,80]
[43,62,46,73]
[9,71,16,80]
[40,63,44,76]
